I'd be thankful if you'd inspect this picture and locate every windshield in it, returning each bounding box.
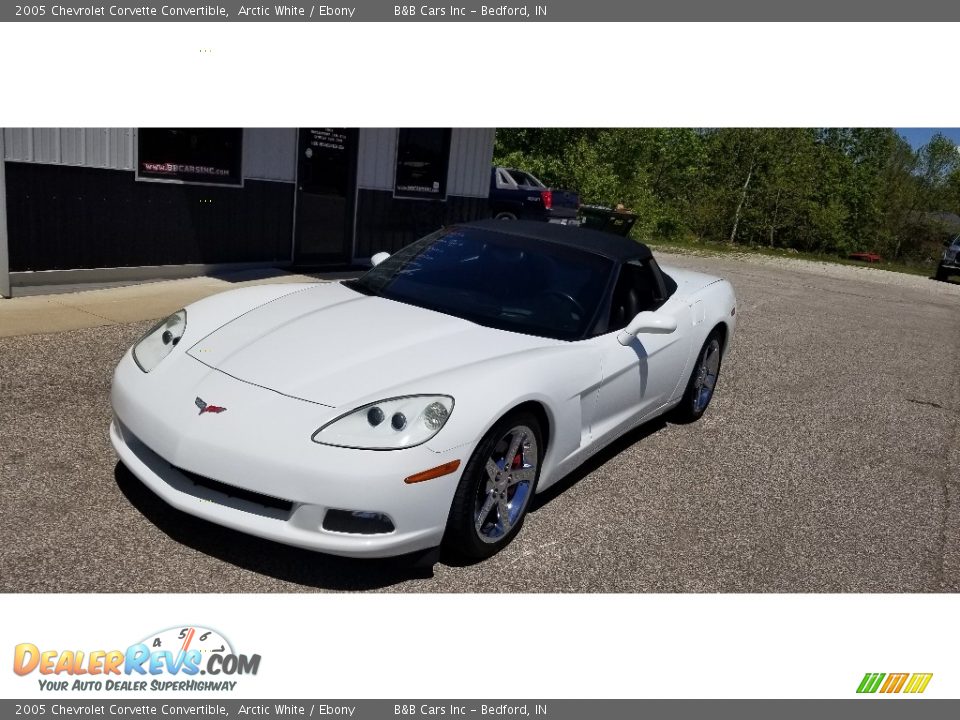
[346,227,615,340]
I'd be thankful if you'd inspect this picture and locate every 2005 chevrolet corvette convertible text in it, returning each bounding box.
[111,220,737,561]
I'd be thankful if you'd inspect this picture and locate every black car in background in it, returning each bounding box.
[936,235,960,281]
[489,167,580,224]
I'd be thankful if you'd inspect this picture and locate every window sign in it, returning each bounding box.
[137,128,243,186]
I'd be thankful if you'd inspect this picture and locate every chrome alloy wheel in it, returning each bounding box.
[473,424,538,543]
[692,338,721,413]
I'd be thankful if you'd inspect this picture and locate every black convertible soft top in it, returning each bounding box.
[458,219,653,263]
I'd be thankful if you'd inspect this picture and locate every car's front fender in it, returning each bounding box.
[421,343,602,488]
[181,283,321,349]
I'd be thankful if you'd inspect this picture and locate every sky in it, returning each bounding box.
[896,128,960,149]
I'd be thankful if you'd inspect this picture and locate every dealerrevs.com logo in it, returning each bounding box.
[13,626,261,693]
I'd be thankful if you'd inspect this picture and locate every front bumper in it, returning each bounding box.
[110,352,465,558]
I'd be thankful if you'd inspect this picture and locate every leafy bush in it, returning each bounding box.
[494,128,960,263]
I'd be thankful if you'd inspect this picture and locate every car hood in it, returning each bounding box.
[187,282,555,408]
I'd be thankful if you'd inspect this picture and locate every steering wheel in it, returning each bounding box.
[537,289,586,319]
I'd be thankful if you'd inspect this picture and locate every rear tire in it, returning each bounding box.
[494,211,517,221]
[443,411,543,561]
[671,330,724,424]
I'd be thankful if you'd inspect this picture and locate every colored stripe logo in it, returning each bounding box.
[857,673,933,694]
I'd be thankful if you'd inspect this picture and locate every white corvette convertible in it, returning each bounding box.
[111,221,736,561]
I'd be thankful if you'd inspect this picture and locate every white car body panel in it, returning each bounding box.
[186,282,558,408]
[111,256,736,559]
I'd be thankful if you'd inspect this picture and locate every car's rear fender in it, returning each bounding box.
[690,278,737,356]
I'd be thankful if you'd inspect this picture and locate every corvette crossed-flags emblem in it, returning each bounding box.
[195,397,227,415]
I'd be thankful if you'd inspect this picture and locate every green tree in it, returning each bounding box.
[492,126,960,265]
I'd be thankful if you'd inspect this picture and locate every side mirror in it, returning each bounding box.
[617,311,677,346]
[370,252,391,267]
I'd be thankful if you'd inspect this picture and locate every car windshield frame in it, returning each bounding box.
[345,227,618,341]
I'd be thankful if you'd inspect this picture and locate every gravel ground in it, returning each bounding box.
[1,253,958,592]
[660,247,960,295]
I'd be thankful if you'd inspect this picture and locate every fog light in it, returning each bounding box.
[322,509,395,535]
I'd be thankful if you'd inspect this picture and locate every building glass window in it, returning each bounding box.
[394,128,451,199]
[137,128,243,186]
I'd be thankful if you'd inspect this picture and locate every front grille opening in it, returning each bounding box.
[322,509,395,535]
[174,466,294,514]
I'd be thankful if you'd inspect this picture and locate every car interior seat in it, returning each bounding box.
[609,263,659,331]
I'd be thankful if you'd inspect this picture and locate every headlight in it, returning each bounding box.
[133,310,187,373]
[312,395,454,450]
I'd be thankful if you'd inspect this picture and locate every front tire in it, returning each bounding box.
[443,411,543,560]
[936,264,949,281]
[671,330,724,424]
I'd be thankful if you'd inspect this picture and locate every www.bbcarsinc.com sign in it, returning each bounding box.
[13,626,260,692]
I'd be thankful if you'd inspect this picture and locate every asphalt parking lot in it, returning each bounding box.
[1,253,958,592]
